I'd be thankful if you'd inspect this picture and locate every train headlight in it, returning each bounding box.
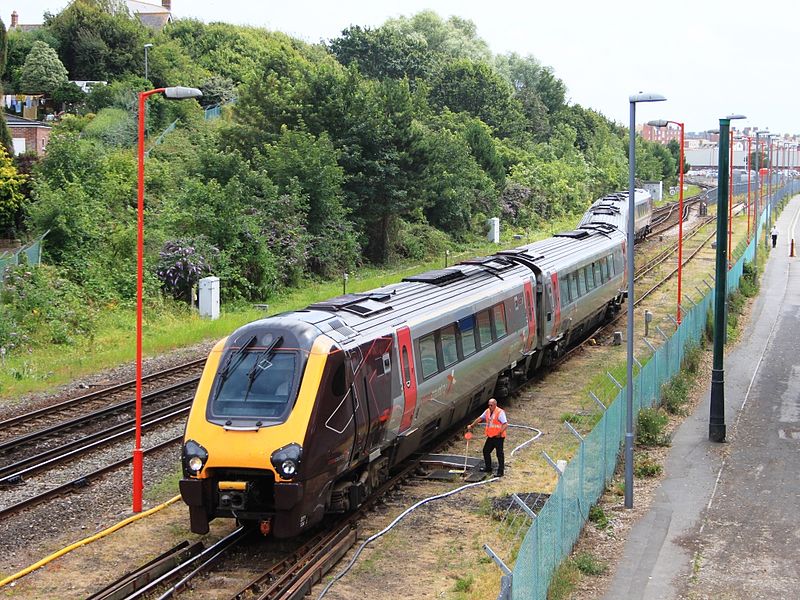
[271,443,302,479]
[182,439,209,477]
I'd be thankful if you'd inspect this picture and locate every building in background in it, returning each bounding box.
[7,114,51,156]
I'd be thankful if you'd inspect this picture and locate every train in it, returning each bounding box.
[179,189,653,538]
[578,188,653,241]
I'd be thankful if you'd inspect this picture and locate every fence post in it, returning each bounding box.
[590,392,607,483]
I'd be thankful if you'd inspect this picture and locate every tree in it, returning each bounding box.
[44,0,147,80]
[0,18,8,77]
[328,25,431,81]
[19,41,68,94]
[428,59,526,138]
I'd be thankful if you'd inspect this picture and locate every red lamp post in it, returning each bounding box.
[134,86,202,513]
[746,136,752,242]
[647,119,685,323]
[728,129,734,269]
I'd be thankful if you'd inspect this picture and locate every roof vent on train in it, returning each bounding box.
[554,229,591,239]
[403,268,467,286]
[458,256,516,275]
[308,293,393,317]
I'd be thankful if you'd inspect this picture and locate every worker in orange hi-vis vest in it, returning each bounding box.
[467,398,508,477]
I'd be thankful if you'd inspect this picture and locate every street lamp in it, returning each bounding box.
[754,130,769,266]
[647,119,684,324]
[626,92,666,509]
[134,86,202,513]
[144,43,153,81]
[709,113,746,443]
[765,133,779,248]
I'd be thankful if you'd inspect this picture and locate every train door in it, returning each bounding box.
[357,337,394,450]
[550,272,561,334]
[523,280,537,353]
[396,327,417,433]
[345,347,369,464]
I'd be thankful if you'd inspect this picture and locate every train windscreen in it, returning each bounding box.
[208,344,297,423]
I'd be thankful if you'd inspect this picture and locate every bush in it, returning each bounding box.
[573,552,608,576]
[661,373,690,415]
[389,220,450,261]
[634,455,663,477]
[588,504,609,530]
[683,343,702,375]
[156,239,215,303]
[0,264,96,354]
[637,407,670,446]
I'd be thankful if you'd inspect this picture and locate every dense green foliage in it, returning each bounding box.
[0,1,682,360]
[19,40,68,93]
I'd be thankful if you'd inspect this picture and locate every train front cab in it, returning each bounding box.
[181,324,345,538]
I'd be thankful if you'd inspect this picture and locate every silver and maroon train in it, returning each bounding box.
[179,189,652,538]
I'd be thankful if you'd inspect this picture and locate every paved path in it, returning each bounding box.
[604,195,800,600]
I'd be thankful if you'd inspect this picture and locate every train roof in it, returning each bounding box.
[288,227,623,343]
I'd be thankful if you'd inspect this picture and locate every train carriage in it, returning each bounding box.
[179,190,641,538]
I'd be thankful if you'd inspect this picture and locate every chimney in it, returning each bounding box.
[161,0,171,11]
[11,10,18,28]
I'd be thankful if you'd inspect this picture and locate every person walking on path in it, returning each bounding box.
[467,398,508,476]
[771,225,779,248]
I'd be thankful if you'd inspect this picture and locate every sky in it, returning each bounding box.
[9,0,800,135]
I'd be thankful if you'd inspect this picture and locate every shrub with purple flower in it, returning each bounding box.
[156,239,216,303]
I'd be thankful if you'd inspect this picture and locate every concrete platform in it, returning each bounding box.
[604,194,800,599]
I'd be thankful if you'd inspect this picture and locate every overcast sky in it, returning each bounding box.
[10,0,800,135]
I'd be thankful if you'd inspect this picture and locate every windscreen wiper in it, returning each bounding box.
[213,334,257,401]
[243,336,284,402]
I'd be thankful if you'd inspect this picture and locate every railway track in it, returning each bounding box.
[0,358,205,442]
[0,360,205,521]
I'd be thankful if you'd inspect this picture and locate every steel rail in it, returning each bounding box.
[0,358,205,432]
[0,435,182,521]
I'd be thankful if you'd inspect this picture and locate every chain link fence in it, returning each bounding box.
[0,232,47,286]
[497,179,800,600]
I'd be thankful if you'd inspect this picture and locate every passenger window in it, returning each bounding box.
[493,304,507,338]
[586,266,595,291]
[577,270,586,296]
[560,277,570,305]
[419,334,439,379]
[477,310,492,348]
[607,255,615,276]
[570,273,579,300]
[458,316,477,357]
[594,262,603,284]
[440,325,458,368]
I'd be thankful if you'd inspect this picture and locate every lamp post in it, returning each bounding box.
[709,113,746,443]
[765,134,778,248]
[746,136,752,242]
[135,86,202,513]
[728,129,735,269]
[753,130,769,266]
[647,119,684,323]
[144,43,153,81]
[626,92,666,509]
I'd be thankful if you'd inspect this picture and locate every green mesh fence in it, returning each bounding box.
[510,179,800,600]
[0,234,47,287]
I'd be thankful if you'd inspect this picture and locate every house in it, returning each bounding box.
[8,1,173,32]
[126,1,173,28]
[6,115,51,156]
[8,10,43,32]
